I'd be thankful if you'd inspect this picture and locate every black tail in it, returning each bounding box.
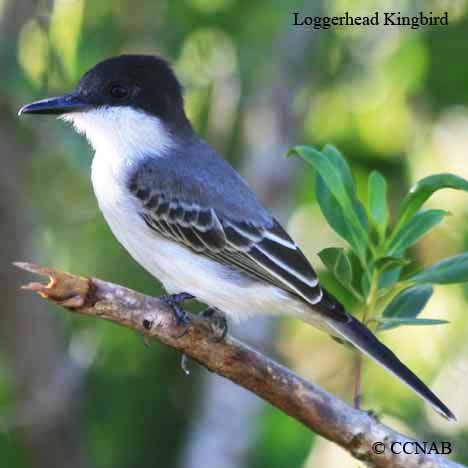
[329,315,455,421]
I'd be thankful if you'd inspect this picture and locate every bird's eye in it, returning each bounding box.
[109,84,129,99]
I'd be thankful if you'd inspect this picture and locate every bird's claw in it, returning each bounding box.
[160,292,193,334]
[202,307,228,342]
[178,306,226,376]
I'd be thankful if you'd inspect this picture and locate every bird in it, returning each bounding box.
[19,54,455,421]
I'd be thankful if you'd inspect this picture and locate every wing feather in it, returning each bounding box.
[133,190,346,321]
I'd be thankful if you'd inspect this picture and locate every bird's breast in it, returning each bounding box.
[91,149,147,254]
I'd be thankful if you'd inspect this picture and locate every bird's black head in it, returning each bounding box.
[19,55,190,131]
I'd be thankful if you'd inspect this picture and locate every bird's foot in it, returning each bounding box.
[160,292,194,371]
[160,292,194,333]
[179,307,227,376]
[201,307,228,342]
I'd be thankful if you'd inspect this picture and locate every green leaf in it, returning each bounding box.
[322,144,356,194]
[387,209,449,255]
[377,317,449,332]
[361,271,371,298]
[383,285,433,319]
[316,176,368,257]
[374,256,409,272]
[289,146,353,211]
[322,145,369,233]
[368,171,388,231]
[290,145,368,256]
[316,175,356,247]
[395,173,468,233]
[411,252,468,284]
[347,250,366,292]
[378,267,401,288]
[322,145,370,233]
[374,257,408,288]
[318,247,352,286]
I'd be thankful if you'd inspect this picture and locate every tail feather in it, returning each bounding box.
[329,314,456,421]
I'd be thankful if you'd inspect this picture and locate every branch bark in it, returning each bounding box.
[15,262,463,468]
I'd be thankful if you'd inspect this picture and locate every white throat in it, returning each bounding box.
[61,106,173,163]
[61,105,174,219]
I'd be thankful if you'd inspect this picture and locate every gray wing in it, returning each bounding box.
[131,185,347,322]
[128,140,348,322]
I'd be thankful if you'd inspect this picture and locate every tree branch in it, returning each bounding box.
[15,262,463,468]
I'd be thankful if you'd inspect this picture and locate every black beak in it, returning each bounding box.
[18,93,89,116]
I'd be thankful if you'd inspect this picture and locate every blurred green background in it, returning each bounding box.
[1,0,468,467]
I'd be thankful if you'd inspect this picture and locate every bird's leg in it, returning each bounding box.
[201,307,228,342]
[159,292,194,326]
[178,305,227,376]
[160,292,195,371]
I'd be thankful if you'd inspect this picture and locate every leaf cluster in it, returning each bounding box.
[289,145,468,331]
